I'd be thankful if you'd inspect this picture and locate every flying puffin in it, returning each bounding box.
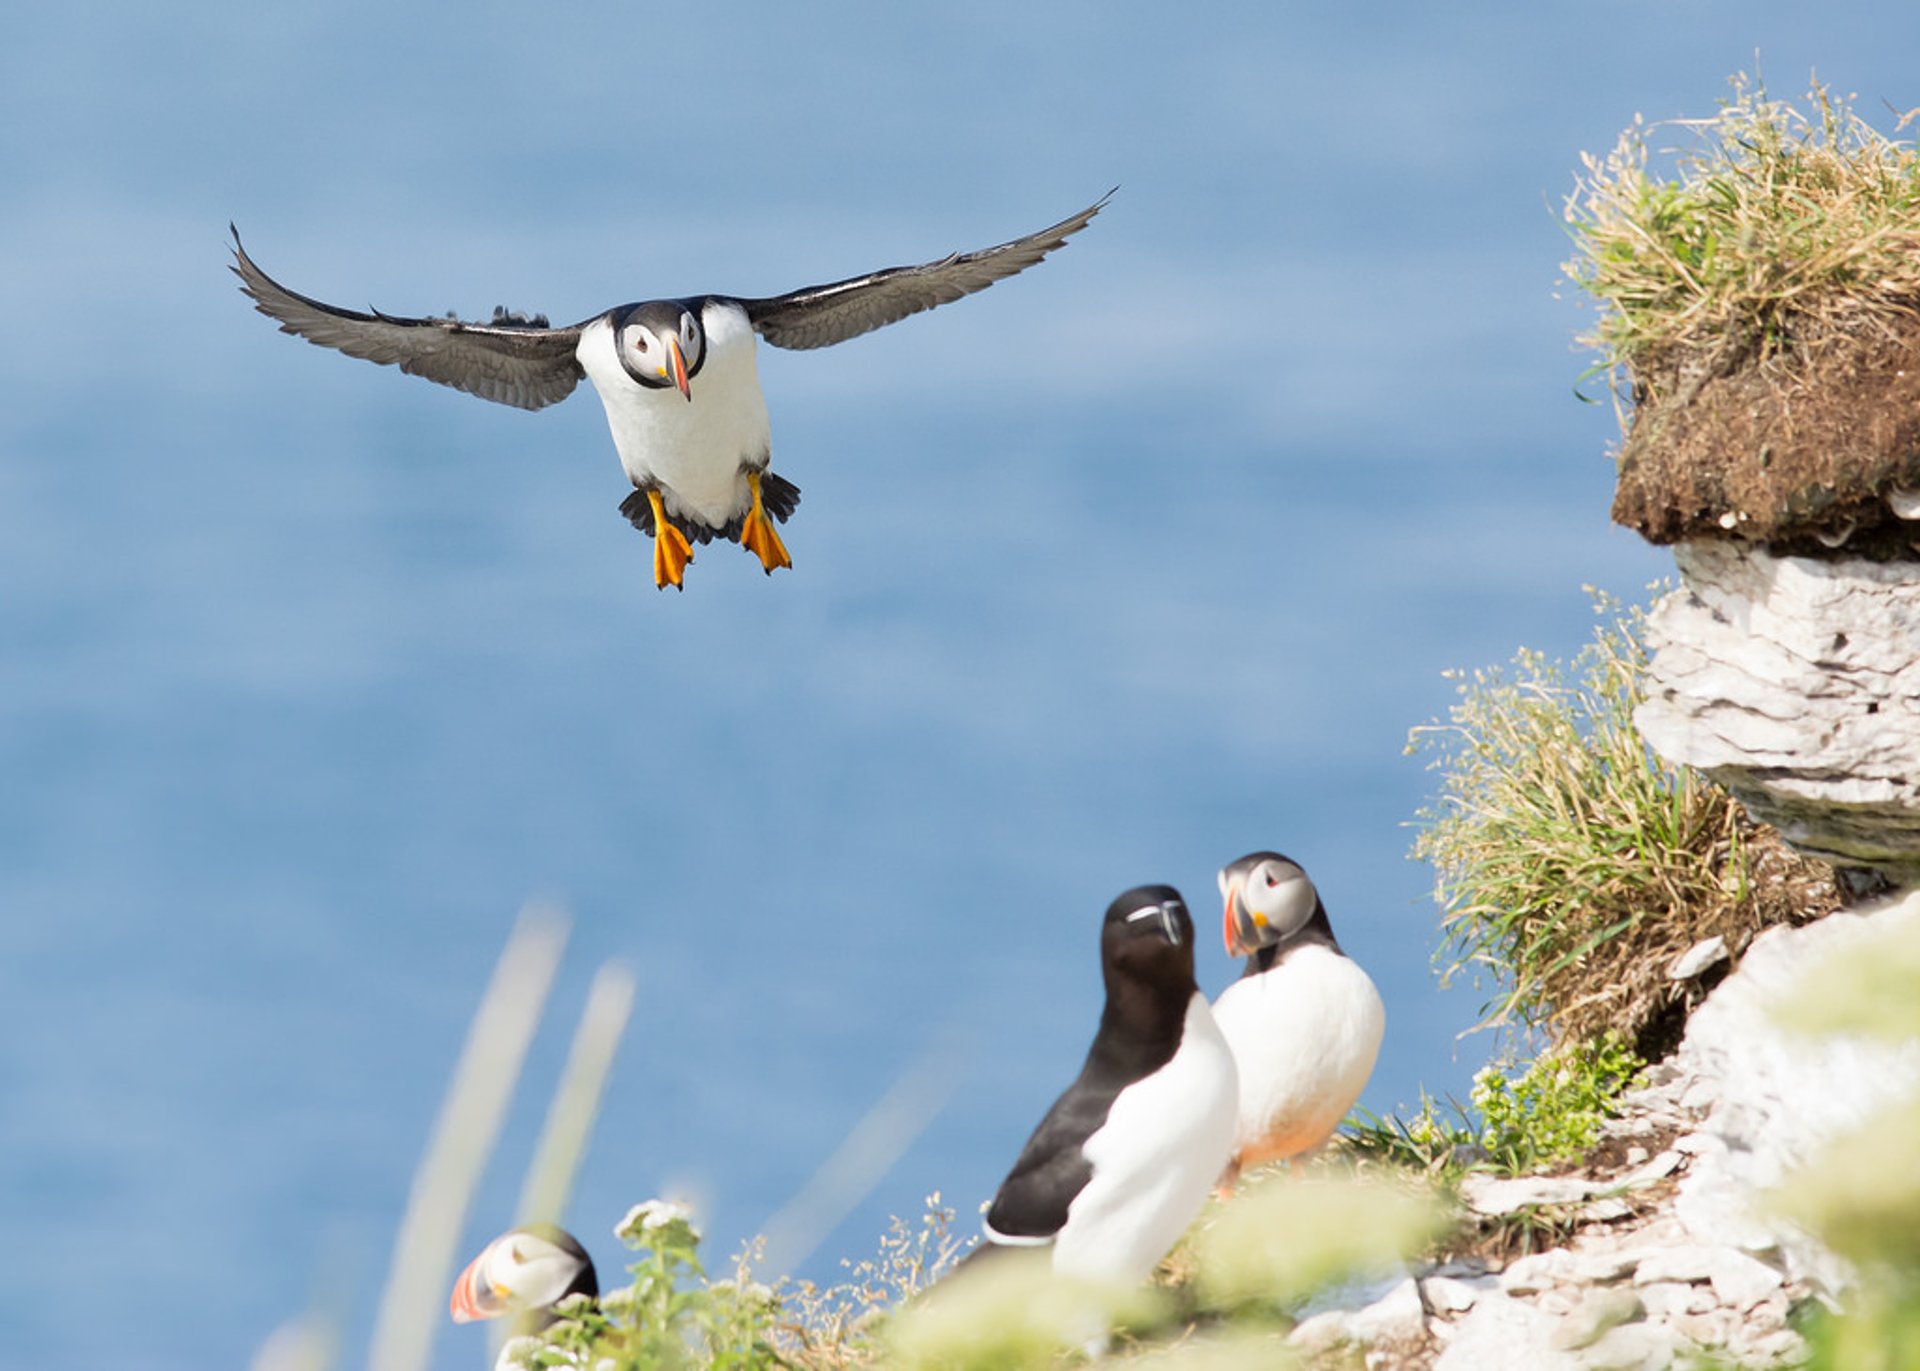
[971,885,1239,1287]
[1210,851,1384,1187]
[449,1223,597,1332]
[229,193,1109,589]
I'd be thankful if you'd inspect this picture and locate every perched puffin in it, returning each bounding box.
[229,193,1109,589]
[1210,852,1384,1186]
[972,885,1239,1286]
[449,1223,597,1330]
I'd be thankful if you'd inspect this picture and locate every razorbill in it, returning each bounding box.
[1211,851,1384,1185]
[973,885,1239,1286]
[229,193,1109,588]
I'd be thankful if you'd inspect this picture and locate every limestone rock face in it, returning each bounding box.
[1307,893,1920,1370]
[1636,540,1920,884]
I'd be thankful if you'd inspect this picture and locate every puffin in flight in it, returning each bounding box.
[1210,851,1384,1187]
[971,885,1239,1287]
[230,193,1109,589]
[450,1224,597,1367]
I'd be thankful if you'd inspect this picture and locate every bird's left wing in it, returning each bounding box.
[734,190,1113,351]
[230,227,588,411]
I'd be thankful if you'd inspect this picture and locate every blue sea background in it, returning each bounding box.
[5,5,1918,1369]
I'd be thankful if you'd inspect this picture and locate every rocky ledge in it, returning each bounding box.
[1288,890,1920,1369]
[1635,541,1920,888]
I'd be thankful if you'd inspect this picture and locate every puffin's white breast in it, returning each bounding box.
[1211,946,1384,1161]
[575,303,773,528]
[1051,993,1240,1285]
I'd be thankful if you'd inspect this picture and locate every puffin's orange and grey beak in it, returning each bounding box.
[1222,875,1265,958]
[666,335,691,401]
[449,1249,509,1323]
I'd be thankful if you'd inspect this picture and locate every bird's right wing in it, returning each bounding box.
[230,227,588,411]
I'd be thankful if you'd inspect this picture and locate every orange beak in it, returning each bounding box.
[1222,876,1267,957]
[667,335,691,401]
[449,1250,504,1323]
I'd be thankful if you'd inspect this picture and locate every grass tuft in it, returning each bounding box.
[1409,589,1838,1054]
[1564,73,1920,386]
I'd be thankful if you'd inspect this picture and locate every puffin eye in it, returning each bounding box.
[634,334,650,354]
[1264,871,1280,888]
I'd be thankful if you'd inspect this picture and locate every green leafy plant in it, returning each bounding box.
[1410,589,1830,1053]
[1344,1035,1641,1186]
[509,1200,785,1371]
[1564,74,1920,381]
[1471,1033,1643,1174]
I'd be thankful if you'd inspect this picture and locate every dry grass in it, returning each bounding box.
[1564,73,1920,385]
[1410,591,1842,1055]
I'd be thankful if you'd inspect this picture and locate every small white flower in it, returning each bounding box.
[616,1198,701,1243]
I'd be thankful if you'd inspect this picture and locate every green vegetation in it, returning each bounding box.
[1563,74,1920,378]
[488,1180,1444,1371]
[1409,589,1826,1054]
[1344,1033,1641,1188]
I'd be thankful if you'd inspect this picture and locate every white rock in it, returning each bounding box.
[1635,1280,1717,1319]
[1889,485,1920,520]
[1669,892,1920,1294]
[1422,1273,1492,1315]
[1433,1289,1584,1371]
[1574,1320,1677,1371]
[1549,1287,1644,1351]
[1742,1327,1811,1365]
[1284,1307,1351,1356]
[1577,1197,1633,1223]
[1667,1307,1738,1349]
[1703,1249,1785,1308]
[1502,1250,1578,1294]
[1638,542,1920,881]
[1462,1173,1603,1215]
[1566,1247,1644,1284]
[1667,936,1728,981]
[1619,1150,1683,1187]
[1348,1275,1426,1343]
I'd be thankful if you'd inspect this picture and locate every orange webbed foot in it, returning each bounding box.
[739,472,793,575]
[648,490,694,590]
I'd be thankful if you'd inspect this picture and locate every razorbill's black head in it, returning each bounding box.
[229,190,1111,590]
[972,884,1239,1288]
[449,1223,597,1326]
[1211,852,1384,1183]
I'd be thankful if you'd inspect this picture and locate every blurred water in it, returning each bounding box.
[5,4,1918,1369]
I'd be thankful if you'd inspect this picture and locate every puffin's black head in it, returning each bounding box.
[614,300,706,399]
[449,1222,597,1324]
[1218,851,1321,957]
[1101,883,1196,982]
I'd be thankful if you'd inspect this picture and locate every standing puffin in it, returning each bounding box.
[229,193,1108,589]
[1210,852,1384,1186]
[450,1223,597,1332]
[972,885,1239,1286]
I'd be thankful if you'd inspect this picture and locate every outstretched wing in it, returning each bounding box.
[229,226,588,411]
[734,190,1113,352]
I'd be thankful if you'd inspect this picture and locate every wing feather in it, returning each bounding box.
[229,226,588,411]
[736,190,1113,351]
